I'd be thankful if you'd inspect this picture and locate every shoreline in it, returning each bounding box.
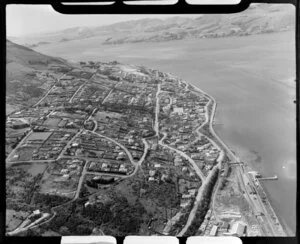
[176,75,289,236]
[231,146,294,236]
[259,180,294,236]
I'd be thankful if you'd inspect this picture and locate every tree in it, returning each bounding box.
[79,185,89,198]
[76,224,92,235]
[59,226,70,235]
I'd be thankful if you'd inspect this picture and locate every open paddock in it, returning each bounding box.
[26,132,52,141]
[6,209,31,232]
[11,146,37,161]
[43,118,61,127]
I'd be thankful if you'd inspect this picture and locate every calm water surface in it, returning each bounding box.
[37,31,296,234]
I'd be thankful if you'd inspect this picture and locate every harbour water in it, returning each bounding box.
[37,30,296,234]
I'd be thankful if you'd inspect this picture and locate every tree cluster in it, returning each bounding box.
[185,168,219,236]
[33,193,71,210]
[44,195,147,236]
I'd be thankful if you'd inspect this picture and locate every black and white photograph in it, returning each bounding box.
[5,2,296,237]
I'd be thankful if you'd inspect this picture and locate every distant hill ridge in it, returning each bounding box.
[9,3,295,47]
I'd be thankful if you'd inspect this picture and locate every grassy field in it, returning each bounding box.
[6,209,30,232]
[13,146,36,161]
[43,118,61,127]
[95,111,124,120]
[27,132,52,141]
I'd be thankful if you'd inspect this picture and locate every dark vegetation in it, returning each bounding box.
[169,203,194,235]
[40,194,147,236]
[79,185,90,198]
[6,199,36,212]
[33,193,71,211]
[131,179,180,209]
[6,167,43,204]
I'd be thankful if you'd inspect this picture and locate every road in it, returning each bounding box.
[57,129,84,160]
[73,144,150,200]
[6,130,33,163]
[102,87,115,104]
[154,81,220,235]
[74,161,88,199]
[7,213,50,236]
[7,73,152,235]
[6,159,55,167]
[173,80,228,236]
[68,81,87,103]
[160,136,205,182]
[69,73,97,103]
[139,139,150,166]
[154,84,161,137]
[7,72,280,236]
[71,129,150,199]
[178,166,220,236]
[154,81,220,236]
[72,126,149,198]
[90,130,137,166]
[9,100,151,232]
[7,73,79,166]
[188,81,282,236]
[154,83,206,181]
[33,74,65,108]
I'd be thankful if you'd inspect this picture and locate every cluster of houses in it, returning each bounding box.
[31,131,75,160]
[6,118,30,129]
[178,179,199,208]
[96,62,168,84]
[8,130,76,161]
[8,108,51,125]
[67,132,132,161]
[62,132,135,175]
[84,190,112,207]
[86,175,116,189]
[145,161,171,183]
[88,160,134,175]
[72,83,110,105]
[40,78,85,107]
[51,158,84,182]
[158,79,221,176]
[103,80,156,110]
[96,110,154,146]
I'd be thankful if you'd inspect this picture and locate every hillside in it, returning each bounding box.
[6,40,69,114]
[101,4,295,44]
[9,3,295,47]
[7,40,66,68]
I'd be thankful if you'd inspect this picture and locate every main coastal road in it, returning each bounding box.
[154,81,218,236]
[154,80,225,236]
[206,97,279,236]
[178,165,220,236]
[186,81,282,236]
